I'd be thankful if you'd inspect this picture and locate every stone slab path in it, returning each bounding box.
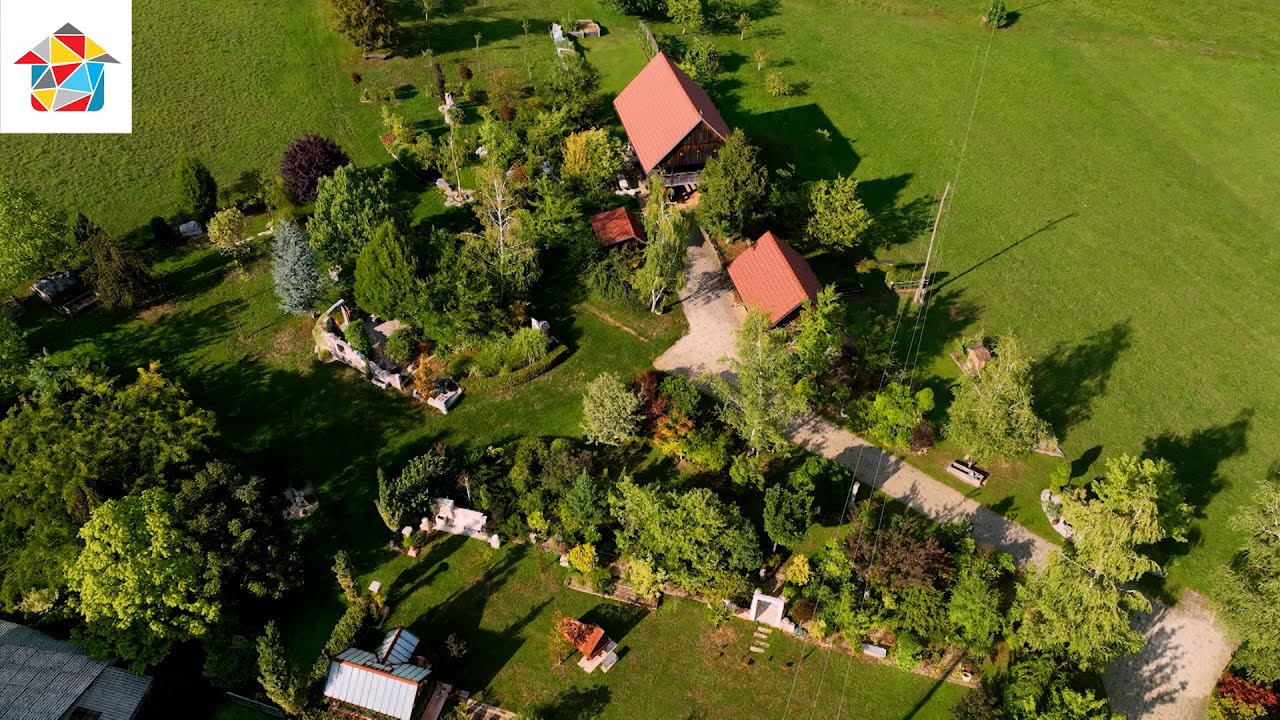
[655,248,1235,719]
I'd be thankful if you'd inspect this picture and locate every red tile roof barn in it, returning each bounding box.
[590,207,647,247]
[613,52,731,173]
[727,232,823,325]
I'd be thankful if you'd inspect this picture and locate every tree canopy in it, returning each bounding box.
[309,164,396,265]
[1011,552,1146,670]
[173,155,218,222]
[634,182,689,313]
[709,311,806,454]
[1062,454,1191,582]
[698,130,767,238]
[75,214,155,311]
[271,220,322,315]
[330,0,398,50]
[0,366,215,610]
[280,134,350,203]
[945,335,1054,462]
[1224,481,1280,682]
[611,478,760,600]
[355,221,423,322]
[0,179,73,288]
[581,372,641,446]
[806,174,874,253]
[70,488,221,671]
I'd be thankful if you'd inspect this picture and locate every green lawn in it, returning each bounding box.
[330,533,965,719]
[697,0,1280,599]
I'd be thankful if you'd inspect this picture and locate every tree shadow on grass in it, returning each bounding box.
[528,685,613,720]
[1141,410,1252,567]
[1030,320,1133,443]
[580,601,648,644]
[396,17,527,56]
[719,102,860,182]
[859,173,936,251]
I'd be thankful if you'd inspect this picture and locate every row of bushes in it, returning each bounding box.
[466,328,552,378]
[461,344,568,392]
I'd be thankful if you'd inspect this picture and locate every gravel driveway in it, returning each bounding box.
[653,225,743,379]
[655,253,1234,719]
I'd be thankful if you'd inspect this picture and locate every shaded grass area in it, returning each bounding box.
[331,533,965,719]
[0,0,387,236]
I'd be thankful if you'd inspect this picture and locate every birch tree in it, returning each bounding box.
[634,182,689,314]
[709,311,806,454]
[467,163,539,299]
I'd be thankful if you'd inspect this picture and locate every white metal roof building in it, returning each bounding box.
[323,629,430,720]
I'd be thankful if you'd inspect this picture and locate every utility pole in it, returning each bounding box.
[914,181,953,304]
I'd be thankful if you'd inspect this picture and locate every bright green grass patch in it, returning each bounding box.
[316,534,966,718]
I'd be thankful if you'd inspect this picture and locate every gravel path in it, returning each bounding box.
[656,255,1235,719]
[653,225,743,378]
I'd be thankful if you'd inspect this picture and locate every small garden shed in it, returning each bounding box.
[590,206,646,248]
[726,232,822,325]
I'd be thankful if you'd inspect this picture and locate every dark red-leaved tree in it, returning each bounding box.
[280,134,350,203]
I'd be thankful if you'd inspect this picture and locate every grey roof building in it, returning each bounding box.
[0,620,152,720]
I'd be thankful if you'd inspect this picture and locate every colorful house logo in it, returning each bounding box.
[13,24,118,112]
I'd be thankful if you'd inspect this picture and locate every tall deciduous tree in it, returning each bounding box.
[69,488,221,671]
[763,465,817,549]
[945,335,1055,462]
[0,366,215,610]
[806,174,873,253]
[309,164,395,265]
[634,182,689,313]
[792,285,842,377]
[173,155,218,222]
[611,478,760,600]
[709,311,806,454]
[0,179,72,287]
[561,129,623,195]
[467,163,539,299]
[173,461,296,602]
[581,372,641,446]
[666,0,704,33]
[74,214,154,310]
[1223,482,1280,682]
[270,220,322,315]
[1012,551,1146,670]
[1061,454,1192,583]
[946,552,1011,657]
[330,0,398,50]
[861,382,934,450]
[280,134,350,203]
[355,221,422,321]
[698,129,767,239]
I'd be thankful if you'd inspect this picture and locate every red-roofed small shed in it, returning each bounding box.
[590,207,646,248]
[727,232,823,326]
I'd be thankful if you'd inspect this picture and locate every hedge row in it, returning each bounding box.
[461,343,569,392]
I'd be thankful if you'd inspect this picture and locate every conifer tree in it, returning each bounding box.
[271,220,322,315]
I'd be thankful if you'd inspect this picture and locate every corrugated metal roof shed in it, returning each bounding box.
[376,628,419,665]
[0,620,150,720]
[323,655,425,720]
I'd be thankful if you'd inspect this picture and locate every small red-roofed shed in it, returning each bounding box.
[613,52,730,178]
[727,232,823,326]
[590,207,647,248]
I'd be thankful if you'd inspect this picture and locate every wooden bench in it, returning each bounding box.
[945,459,988,488]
